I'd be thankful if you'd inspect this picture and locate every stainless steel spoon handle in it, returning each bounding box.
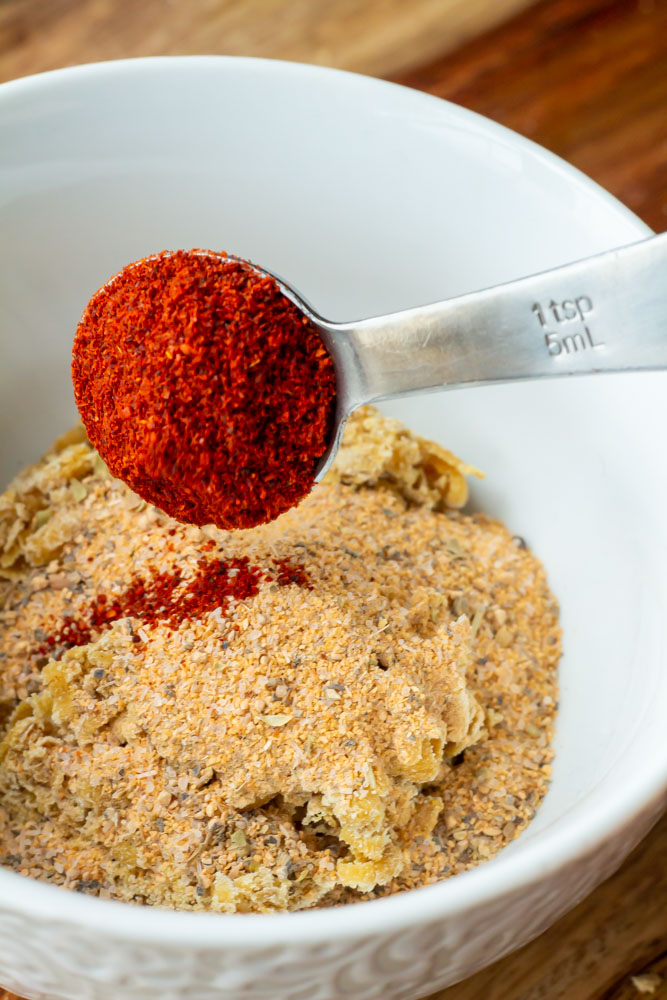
[322,232,667,408]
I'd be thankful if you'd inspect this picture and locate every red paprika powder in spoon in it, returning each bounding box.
[72,250,337,530]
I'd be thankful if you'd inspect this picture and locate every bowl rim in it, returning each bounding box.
[0,54,664,947]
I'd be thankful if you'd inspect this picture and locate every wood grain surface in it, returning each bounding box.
[0,1,665,999]
[0,0,532,82]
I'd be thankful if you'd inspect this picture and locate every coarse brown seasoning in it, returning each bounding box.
[0,408,560,912]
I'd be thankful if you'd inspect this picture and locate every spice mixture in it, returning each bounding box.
[72,250,337,531]
[0,408,560,912]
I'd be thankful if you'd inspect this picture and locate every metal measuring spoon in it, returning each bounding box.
[259,232,667,480]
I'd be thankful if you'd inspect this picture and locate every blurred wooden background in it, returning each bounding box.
[0,1,665,998]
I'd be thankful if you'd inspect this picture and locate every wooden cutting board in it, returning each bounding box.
[0,1,665,997]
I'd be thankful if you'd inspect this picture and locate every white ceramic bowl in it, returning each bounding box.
[0,57,665,1000]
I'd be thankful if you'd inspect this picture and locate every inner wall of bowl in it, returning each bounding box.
[0,59,664,852]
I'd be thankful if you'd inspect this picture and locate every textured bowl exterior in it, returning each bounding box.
[1,801,663,1000]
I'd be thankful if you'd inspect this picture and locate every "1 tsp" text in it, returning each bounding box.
[531,296,605,356]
